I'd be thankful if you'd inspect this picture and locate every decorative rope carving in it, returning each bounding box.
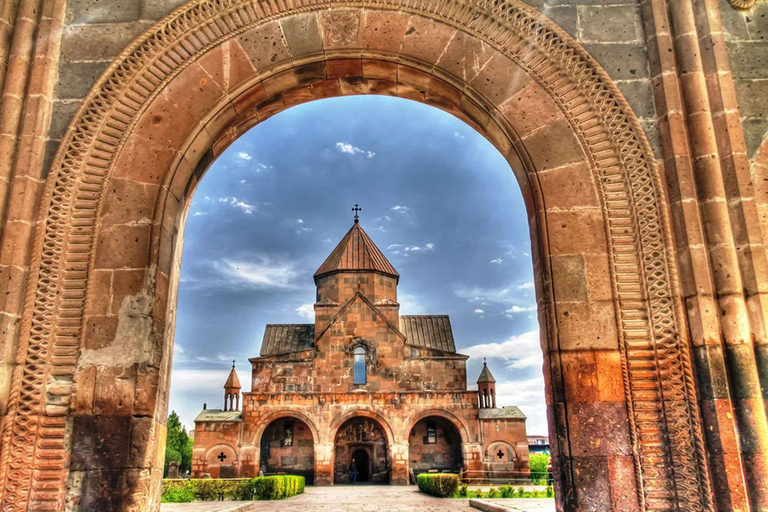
[728,0,757,11]
[0,0,712,510]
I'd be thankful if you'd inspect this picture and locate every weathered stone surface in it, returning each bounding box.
[1,0,766,511]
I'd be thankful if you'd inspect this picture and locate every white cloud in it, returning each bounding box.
[455,285,514,304]
[517,282,534,290]
[398,293,425,315]
[505,305,537,315]
[240,179,247,184]
[335,142,375,159]
[214,256,299,290]
[296,303,314,320]
[490,258,503,264]
[453,130,465,139]
[463,330,542,370]
[192,211,207,217]
[172,369,231,391]
[218,196,256,214]
[405,243,434,252]
[391,205,411,214]
[473,308,485,314]
[237,151,253,161]
[295,218,312,234]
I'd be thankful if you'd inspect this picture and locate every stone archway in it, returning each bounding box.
[0,0,712,510]
[408,416,463,478]
[259,417,315,484]
[334,417,390,484]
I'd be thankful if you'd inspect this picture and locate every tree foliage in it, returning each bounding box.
[529,453,551,485]
[164,411,193,476]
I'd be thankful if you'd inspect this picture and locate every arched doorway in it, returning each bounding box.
[259,417,315,484]
[334,417,389,484]
[0,0,714,509]
[351,449,370,482]
[409,416,463,478]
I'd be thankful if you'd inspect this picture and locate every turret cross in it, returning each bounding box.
[352,204,361,223]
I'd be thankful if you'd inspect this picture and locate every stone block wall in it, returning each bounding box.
[718,0,768,157]
[523,0,659,156]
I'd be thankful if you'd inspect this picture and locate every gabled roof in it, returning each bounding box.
[260,324,315,356]
[224,362,241,389]
[400,316,456,353]
[314,222,399,282]
[314,291,407,345]
[479,406,526,420]
[195,409,242,422]
[477,361,496,383]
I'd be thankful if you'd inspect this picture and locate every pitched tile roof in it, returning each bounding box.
[224,362,241,389]
[479,406,526,420]
[194,410,242,422]
[260,324,315,356]
[400,315,456,353]
[314,222,399,282]
[477,361,496,383]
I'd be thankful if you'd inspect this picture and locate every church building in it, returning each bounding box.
[191,216,530,484]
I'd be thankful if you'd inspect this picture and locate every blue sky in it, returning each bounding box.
[169,96,547,435]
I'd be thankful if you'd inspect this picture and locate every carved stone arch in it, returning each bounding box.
[484,440,517,461]
[405,409,471,445]
[330,409,396,447]
[205,443,238,465]
[0,0,712,509]
[251,410,320,446]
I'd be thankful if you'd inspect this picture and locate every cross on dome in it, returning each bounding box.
[352,204,361,223]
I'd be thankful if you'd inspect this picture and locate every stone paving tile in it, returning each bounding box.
[160,486,556,511]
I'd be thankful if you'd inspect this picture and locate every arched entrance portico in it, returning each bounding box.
[0,0,716,510]
[259,417,315,484]
[334,417,389,484]
[408,416,463,478]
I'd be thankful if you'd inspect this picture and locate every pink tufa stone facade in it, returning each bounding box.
[192,220,530,484]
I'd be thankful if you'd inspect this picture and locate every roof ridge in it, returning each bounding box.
[314,223,399,282]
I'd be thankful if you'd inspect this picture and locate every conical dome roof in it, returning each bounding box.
[314,222,399,282]
[224,361,241,389]
[477,360,496,383]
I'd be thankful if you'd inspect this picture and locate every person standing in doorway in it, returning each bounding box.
[350,459,358,484]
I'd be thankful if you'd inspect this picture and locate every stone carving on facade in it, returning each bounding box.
[320,9,360,46]
[0,0,714,509]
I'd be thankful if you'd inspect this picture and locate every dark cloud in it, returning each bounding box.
[170,96,546,435]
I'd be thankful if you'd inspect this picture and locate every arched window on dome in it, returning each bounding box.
[354,346,366,384]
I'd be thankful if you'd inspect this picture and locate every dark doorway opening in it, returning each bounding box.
[352,449,370,482]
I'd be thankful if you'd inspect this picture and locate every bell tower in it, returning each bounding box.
[223,360,241,411]
[312,205,400,328]
[477,358,497,409]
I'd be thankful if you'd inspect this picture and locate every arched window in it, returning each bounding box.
[353,346,366,384]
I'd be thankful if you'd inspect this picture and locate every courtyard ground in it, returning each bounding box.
[160,485,556,511]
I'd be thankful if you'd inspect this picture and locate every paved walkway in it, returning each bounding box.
[161,486,555,511]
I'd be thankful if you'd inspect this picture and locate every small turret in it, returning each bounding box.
[224,360,241,411]
[476,358,496,409]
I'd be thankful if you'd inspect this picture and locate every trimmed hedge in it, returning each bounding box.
[416,473,460,498]
[161,476,305,502]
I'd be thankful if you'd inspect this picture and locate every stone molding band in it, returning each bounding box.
[0,0,712,509]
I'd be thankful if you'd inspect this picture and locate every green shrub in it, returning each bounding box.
[457,484,468,497]
[546,485,553,497]
[248,475,305,500]
[417,473,460,498]
[499,485,514,498]
[530,453,550,485]
[486,488,499,498]
[161,482,195,503]
[161,476,305,502]
[518,486,525,497]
